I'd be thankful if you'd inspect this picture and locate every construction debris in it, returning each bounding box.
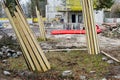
[101,51,120,63]
[62,70,72,77]
[102,22,120,39]
[107,60,114,64]
[102,57,108,61]
[3,71,11,76]
[0,46,22,59]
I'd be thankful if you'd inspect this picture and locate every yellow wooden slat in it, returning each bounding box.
[15,6,50,70]
[88,0,100,53]
[14,12,42,71]
[3,0,50,72]
[81,0,92,54]
[81,0,100,54]
[35,7,43,39]
[13,17,33,70]
[15,11,48,71]
[3,4,35,70]
[84,0,96,54]
[35,6,46,41]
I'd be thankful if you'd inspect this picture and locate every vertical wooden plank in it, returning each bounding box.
[13,17,33,70]
[15,6,50,70]
[81,0,92,54]
[3,5,35,71]
[35,6,46,41]
[81,0,100,54]
[14,7,47,71]
[14,12,43,71]
[14,11,48,71]
[83,0,96,54]
[88,0,100,53]
[35,7,44,39]
[3,1,50,72]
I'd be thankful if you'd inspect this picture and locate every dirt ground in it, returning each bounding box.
[0,51,119,80]
[46,34,120,61]
[0,24,120,80]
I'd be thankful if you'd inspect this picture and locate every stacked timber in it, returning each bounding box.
[81,0,100,54]
[35,6,46,41]
[2,0,50,72]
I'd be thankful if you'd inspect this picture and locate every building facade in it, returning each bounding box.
[46,0,104,24]
[46,0,63,21]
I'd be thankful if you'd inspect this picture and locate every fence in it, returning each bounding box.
[63,23,84,30]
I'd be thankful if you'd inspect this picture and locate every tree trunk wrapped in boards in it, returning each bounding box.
[2,0,50,72]
[81,0,100,54]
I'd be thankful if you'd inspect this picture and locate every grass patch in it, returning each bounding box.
[4,50,111,79]
[7,56,27,70]
[46,50,110,77]
[37,37,54,42]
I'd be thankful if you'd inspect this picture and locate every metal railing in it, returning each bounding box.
[63,23,84,30]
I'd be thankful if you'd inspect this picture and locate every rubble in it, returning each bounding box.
[114,74,120,79]
[62,70,72,77]
[0,46,22,59]
[107,60,114,64]
[2,60,8,63]
[102,22,120,39]
[80,75,87,80]
[3,71,11,76]
[90,71,96,74]
[101,78,107,80]
[102,57,108,61]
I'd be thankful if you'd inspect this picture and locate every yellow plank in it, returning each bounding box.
[81,0,100,54]
[35,6,46,41]
[85,0,99,54]
[84,0,95,54]
[3,5,35,70]
[81,0,92,54]
[88,0,100,53]
[15,6,51,70]
[14,12,42,71]
[3,3,33,70]
[35,7,43,38]
[14,11,48,71]
[13,17,33,70]
[15,9,50,71]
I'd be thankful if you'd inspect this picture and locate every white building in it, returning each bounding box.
[46,0,63,21]
[46,0,104,24]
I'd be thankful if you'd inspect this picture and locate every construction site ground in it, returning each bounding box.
[0,23,120,80]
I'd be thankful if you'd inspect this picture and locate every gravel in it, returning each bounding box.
[62,70,72,77]
[3,71,11,76]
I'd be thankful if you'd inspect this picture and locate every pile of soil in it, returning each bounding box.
[102,23,120,39]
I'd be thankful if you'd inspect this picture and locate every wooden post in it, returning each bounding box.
[2,4,35,70]
[35,6,46,41]
[3,1,50,72]
[15,6,50,70]
[81,0,100,54]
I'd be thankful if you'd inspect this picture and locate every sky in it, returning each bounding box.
[0,0,29,3]
[20,0,29,3]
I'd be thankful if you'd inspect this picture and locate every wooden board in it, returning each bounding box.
[81,0,100,54]
[3,1,50,72]
[3,6,35,71]
[35,6,46,41]
[14,12,43,71]
[15,6,50,70]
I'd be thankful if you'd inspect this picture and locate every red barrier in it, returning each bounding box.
[51,25,102,35]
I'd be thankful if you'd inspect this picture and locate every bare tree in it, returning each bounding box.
[0,2,3,17]
[111,2,120,18]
